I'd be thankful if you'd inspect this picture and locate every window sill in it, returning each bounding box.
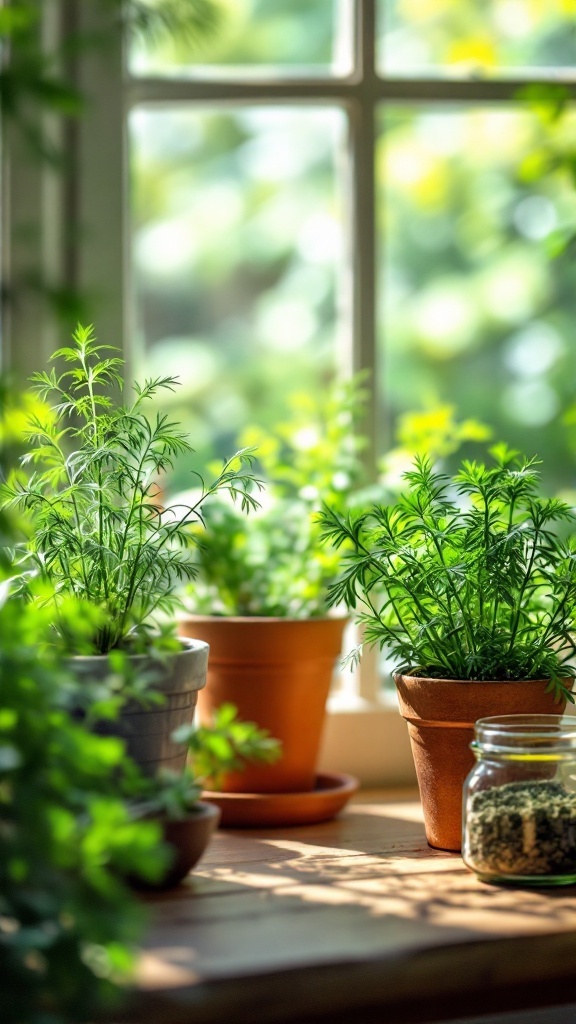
[130,789,576,1024]
[319,696,416,787]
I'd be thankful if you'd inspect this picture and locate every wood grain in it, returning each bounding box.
[119,789,576,1024]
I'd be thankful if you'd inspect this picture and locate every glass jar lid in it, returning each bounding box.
[473,714,576,758]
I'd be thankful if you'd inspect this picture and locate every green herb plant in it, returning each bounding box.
[320,446,576,701]
[189,375,367,618]
[133,703,282,820]
[1,324,260,653]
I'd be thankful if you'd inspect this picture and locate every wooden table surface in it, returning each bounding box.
[124,790,576,1024]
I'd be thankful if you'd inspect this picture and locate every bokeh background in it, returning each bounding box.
[129,0,576,493]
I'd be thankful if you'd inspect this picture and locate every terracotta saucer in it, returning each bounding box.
[202,772,359,828]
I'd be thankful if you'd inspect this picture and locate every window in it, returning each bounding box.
[4,0,576,783]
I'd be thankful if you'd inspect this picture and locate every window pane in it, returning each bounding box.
[378,0,576,79]
[378,106,576,492]
[129,106,347,491]
[130,0,352,79]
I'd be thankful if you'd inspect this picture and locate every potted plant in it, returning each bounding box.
[0,324,260,775]
[129,703,281,888]
[319,446,576,851]
[178,378,366,815]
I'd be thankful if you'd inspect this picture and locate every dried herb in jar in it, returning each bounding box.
[466,780,576,877]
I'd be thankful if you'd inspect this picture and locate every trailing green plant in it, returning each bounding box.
[320,445,576,701]
[0,396,168,1023]
[177,702,281,792]
[132,703,282,819]
[1,324,260,653]
[189,375,368,618]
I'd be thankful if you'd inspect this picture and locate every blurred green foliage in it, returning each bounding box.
[130,102,345,490]
[130,1,576,498]
[6,1,576,499]
[188,376,367,617]
[0,0,220,327]
[379,0,576,77]
[378,404,492,491]
[379,101,576,493]
[0,0,221,158]
[130,0,341,73]
[0,602,167,1022]
[0,387,168,1024]
[378,1,576,491]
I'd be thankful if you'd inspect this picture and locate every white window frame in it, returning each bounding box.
[4,0,563,783]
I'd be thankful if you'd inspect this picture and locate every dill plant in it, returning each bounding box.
[1,325,259,654]
[320,446,576,702]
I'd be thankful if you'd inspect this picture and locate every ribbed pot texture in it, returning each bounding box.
[178,616,347,794]
[394,674,568,852]
[69,638,209,776]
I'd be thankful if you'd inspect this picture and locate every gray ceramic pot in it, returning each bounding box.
[69,637,209,775]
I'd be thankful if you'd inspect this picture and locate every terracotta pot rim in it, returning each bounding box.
[68,636,209,664]
[394,672,571,686]
[179,613,348,626]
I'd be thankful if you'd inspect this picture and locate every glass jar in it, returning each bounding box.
[462,715,576,886]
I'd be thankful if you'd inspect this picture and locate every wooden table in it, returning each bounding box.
[126,790,576,1024]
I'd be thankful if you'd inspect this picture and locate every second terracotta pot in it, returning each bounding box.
[394,674,568,852]
[179,615,347,793]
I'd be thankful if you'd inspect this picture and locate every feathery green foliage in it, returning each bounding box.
[320,446,576,701]
[0,595,168,1024]
[1,325,260,653]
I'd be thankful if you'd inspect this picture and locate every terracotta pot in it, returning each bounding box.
[394,674,568,852]
[131,801,221,890]
[179,615,347,794]
[68,638,209,776]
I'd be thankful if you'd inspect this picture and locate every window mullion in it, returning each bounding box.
[73,1,127,365]
[344,0,381,705]
[2,5,63,381]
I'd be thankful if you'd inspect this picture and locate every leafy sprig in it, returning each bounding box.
[1,325,261,653]
[179,702,282,791]
[189,375,368,618]
[132,704,282,817]
[319,446,576,702]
